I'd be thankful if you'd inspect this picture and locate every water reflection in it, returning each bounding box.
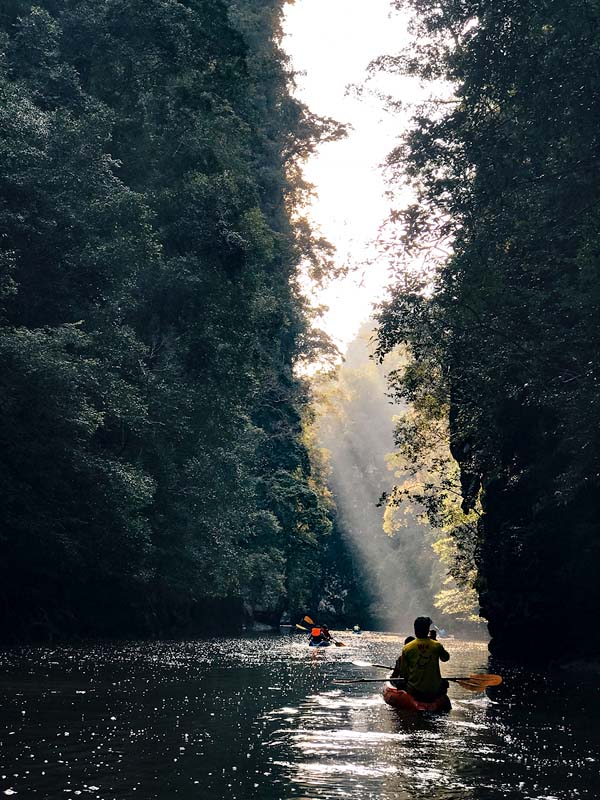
[260,635,600,800]
[0,633,598,799]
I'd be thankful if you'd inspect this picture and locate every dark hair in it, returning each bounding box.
[404,636,415,645]
[414,616,432,638]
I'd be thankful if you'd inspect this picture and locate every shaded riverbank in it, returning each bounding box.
[1,633,599,799]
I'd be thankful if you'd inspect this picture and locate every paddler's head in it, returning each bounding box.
[413,616,432,638]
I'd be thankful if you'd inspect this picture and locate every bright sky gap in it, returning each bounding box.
[283,0,419,352]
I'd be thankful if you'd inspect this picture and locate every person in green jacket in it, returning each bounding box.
[391,616,450,701]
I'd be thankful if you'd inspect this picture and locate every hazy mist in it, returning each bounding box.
[315,323,443,632]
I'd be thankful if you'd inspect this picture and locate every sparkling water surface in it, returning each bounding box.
[0,632,598,799]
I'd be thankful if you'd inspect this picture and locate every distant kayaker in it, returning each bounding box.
[309,624,332,645]
[390,617,450,701]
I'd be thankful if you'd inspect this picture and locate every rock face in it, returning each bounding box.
[455,398,600,663]
[245,600,286,630]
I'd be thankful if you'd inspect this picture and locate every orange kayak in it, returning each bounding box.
[383,683,451,713]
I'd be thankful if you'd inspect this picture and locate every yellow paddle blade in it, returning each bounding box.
[452,674,502,691]
[295,623,309,631]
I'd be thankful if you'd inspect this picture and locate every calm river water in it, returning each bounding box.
[0,632,599,799]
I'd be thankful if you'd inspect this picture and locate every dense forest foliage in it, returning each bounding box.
[374,0,600,660]
[0,0,352,641]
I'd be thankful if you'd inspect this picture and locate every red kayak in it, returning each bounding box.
[383,683,451,713]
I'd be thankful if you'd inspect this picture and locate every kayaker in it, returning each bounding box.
[390,617,450,701]
[309,624,332,645]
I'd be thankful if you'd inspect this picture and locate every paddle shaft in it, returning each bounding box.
[355,662,500,685]
[334,674,501,690]
[335,676,486,683]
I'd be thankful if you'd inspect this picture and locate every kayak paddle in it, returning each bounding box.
[333,675,501,690]
[342,668,502,691]
[351,660,501,689]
